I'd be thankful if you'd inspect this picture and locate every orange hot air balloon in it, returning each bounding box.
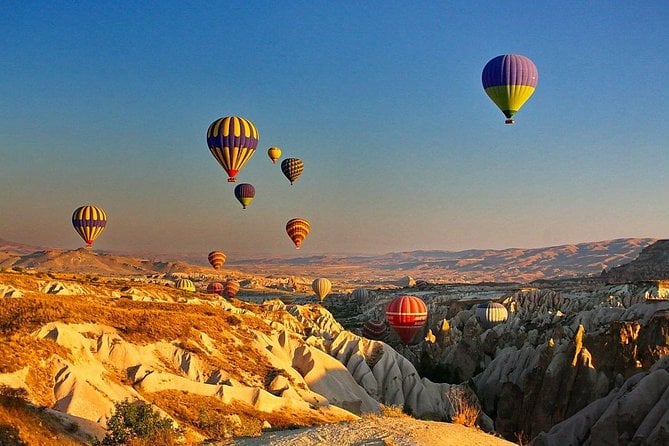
[311,278,331,302]
[208,251,226,270]
[286,218,310,249]
[206,282,224,295]
[267,146,282,164]
[223,279,240,299]
[385,294,428,344]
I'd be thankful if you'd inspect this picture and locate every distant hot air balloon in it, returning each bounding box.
[312,278,332,302]
[286,218,310,249]
[207,116,259,182]
[175,278,196,292]
[72,205,107,247]
[223,279,240,299]
[206,282,224,295]
[352,288,369,301]
[281,158,304,185]
[234,183,255,209]
[362,319,387,340]
[208,251,226,270]
[267,147,282,164]
[386,294,428,344]
[475,302,508,329]
[482,54,538,124]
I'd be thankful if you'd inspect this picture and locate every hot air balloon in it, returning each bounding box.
[281,158,304,185]
[72,205,107,247]
[475,302,508,329]
[286,218,310,249]
[482,54,538,124]
[362,319,387,340]
[234,183,255,209]
[223,279,240,299]
[267,147,282,164]
[312,278,332,302]
[208,251,226,270]
[386,294,428,344]
[207,116,259,182]
[206,282,224,295]
[175,278,196,292]
[352,288,369,301]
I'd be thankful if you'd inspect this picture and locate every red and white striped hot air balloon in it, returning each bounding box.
[385,294,428,344]
[206,282,224,295]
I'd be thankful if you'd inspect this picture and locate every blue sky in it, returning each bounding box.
[1,1,668,256]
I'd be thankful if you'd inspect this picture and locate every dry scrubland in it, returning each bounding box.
[0,271,509,445]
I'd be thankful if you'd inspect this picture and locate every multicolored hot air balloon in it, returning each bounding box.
[234,183,255,209]
[207,116,259,182]
[286,218,310,249]
[175,278,196,292]
[223,279,240,299]
[352,288,369,301]
[281,158,304,185]
[267,147,282,164]
[312,278,332,302]
[206,282,224,295]
[208,251,226,270]
[72,205,107,247]
[482,54,538,124]
[386,294,428,344]
[362,319,387,340]
[475,302,509,329]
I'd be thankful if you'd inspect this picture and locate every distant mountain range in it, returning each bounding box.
[0,237,660,284]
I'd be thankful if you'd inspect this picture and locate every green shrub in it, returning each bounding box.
[93,400,177,446]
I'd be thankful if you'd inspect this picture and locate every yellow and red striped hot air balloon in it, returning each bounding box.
[286,218,310,249]
[72,205,107,247]
[223,279,240,299]
[207,116,259,182]
[267,146,282,164]
[208,251,226,270]
[311,278,331,302]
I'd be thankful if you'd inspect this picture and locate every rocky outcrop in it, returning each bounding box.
[531,356,669,446]
[603,239,669,282]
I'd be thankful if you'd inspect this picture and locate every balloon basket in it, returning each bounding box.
[227,178,236,183]
[505,119,515,125]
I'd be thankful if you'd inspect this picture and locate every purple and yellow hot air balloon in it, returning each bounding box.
[267,147,282,164]
[286,218,310,249]
[234,183,255,209]
[281,158,304,185]
[72,205,107,247]
[207,116,259,182]
[482,54,538,124]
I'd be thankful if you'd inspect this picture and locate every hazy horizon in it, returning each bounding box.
[2,2,668,256]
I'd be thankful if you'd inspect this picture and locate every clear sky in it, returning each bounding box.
[1,1,668,257]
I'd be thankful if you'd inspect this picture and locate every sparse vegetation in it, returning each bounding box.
[92,400,178,446]
[448,386,481,427]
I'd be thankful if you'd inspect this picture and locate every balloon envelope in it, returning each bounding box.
[352,288,369,301]
[234,183,255,209]
[312,278,332,302]
[206,282,224,295]
[267,147,282,164]
[386,294,428,344]
[286,218,310,249]
[224,280,240,299]
[482,54,538,124]
[208,251,226,270]
[207,116,259,182]
[175,279,196,292]
[281,158,304,185]
[72,205,107,247]
[475,302,508,329]
[362,319,387,340]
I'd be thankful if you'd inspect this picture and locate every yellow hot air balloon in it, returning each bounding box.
[286,218,310,249]
[312,278,332,302]
[72,205,107,247]
[267,147,282,164]
[175,278,196,292]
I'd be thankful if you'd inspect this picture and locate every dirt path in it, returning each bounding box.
[224,417,517,446]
